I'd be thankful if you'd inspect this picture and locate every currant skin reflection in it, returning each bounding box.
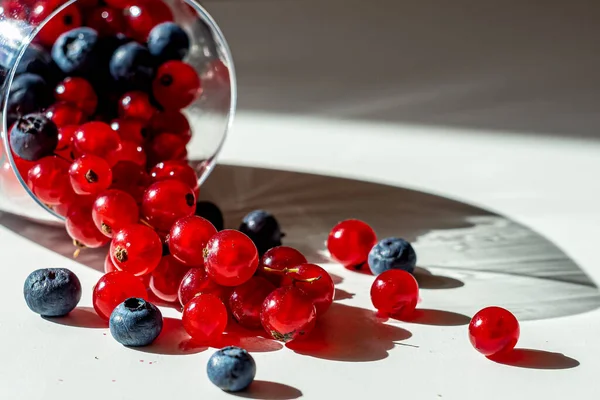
[327,219,377,269]
[168,216,217,267]
[204,230,260,287]
[182,294,228,343]
[370,269,419,319]
[261,286,317,342]
[469,307,520,357]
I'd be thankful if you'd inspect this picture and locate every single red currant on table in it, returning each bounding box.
[168,216,216,267]
[118,91,156,123]
[229,276,276,330]
[149,255,191,303]
[152,61,202,110]
[327,219,377,269]
[261,286,316,342]
[469,306,520,357]
[123,0,173,42]
[182,294,228,343]
[66,202,110,250]
[54,77,98,116]
[150,161,198,191]
[110,161,151,203]
[281,263,335,316]
[141,180,196,232]
[204,230,259,287]
[92,189,139,237]
[370,269,419,319]
[73,122,121,159]
[110,224,162,276]
[178,268,228,307]
[69,154,112,195]
[27,156,73,205]
[45,102,85,128]
[259,246,307,285]
[93,271,148,320]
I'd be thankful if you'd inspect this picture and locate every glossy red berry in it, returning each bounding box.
[469,307,520,357]
[182,294,227,343]
[73,122,121,159]
[149,111,191,144]
[55,125,77,159]
[109,161,151,203]
[229,276,276,330]
[150,161,197,191]
[259,246,307,285]
[31,2,82,47]
[178,268,228,307]
[149,255,190,303]
[110,119,146,144]
[123,0,173,42]
[1,0,28,19]
[110,224,162,276]
[93,271,148,320]
[106,140,146,167]
[327,219,377,268]
[261,286,316,342]
[370,269,418,319]
[27,156,73,205]
[92,189,139,237]
[205,230,259,287]
[54,77,97,116]
[118,91,156,123]
[104,253,118,274]
[168,216,216,267]
[145,133,187,164]
[66,201,109,248]
[45,102,85,127]
[281,263,334,316]
[69,154,112,195]
[141,180,196,232]
[86,6,126,36]
[153,61,202,110]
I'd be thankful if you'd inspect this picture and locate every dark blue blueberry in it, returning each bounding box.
[10,113,58,161]
[147,22,190,62]
[52,27,101,76]
[195,201,224,231]
[109,42,156,91]
[15,43,62,85]
[239,210,283,255]
[7,74,53,127]
[23,268,82,317]
[207,346,256,392]
[109,298,163,347]
[368,237,417,275]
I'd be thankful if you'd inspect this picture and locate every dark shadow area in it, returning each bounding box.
[43,306,107,329]
[404,308,471,326]
[287,302,411,362]
[133,317,207,355]
[489,348,580,370]
[328,272,344,285]
[333,288,354,301]
[219,322,283,353]
[414,267,465,289]
[233,380,303,400]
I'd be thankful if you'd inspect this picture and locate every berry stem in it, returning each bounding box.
[139,218,153,229]
[262,266,300,275]
[72,239,86,258]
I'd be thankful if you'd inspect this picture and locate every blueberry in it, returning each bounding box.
[52,27,101,76]
[147,22,190,62]
[109,298,163,347]
[195,201,224,231]
[207,346,256,392]
[10,113,58,161]
[23,268,82,317]
[239,210,283,255]
[15,43,62,85]
[7,74,52,127]
[368,237,417,275]
[109,42,156,91]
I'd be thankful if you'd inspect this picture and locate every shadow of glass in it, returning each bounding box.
[414,267,465,289]
[43,306,107,329]
[403,308,471,326]
[233,380,303,400]
[489,348,580,370]
[132,317,207,355]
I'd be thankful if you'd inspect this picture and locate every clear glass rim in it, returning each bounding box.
[1,0,237,222]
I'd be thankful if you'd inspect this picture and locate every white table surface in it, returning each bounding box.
[2,1,600,398]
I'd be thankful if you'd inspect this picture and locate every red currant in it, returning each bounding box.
[45,102,85,127]
[178,268,228,307]
[152,61,202,110]
[149,255,190,303]
[93,271,148,320]
[168,216,216,267]
[69,154,112,195]
[105,140,146,167]
[110,224,162,276]
[104,253,118,274]
[92,189,139,237]
[73,121,121,158]
[281,263,334,316]
[327,219,377,268]
[65,201,109,249]
[145,133,187,165]
[123,0,173,42]
[56,125,77,159]
[110,119,146,144]
[149,110,191,144]
[259,246,307,285]
[150,161,197,191]
[182,294,227,343]
[469,307,520,357]
[261,286,316,342]
[118,91,156,123]
[229,276,276,330]
[31,2,82,47]
[370,269,419,319]
[27,156,73,205]
[85,6,126,36]
[54,77,97,116]
[205,230,259,287]
[1,0,28,19]
[141,180,196,232]
[109,161,151,203]
[103,0,130,8]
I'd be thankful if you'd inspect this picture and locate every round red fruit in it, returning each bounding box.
[149,111,191,143]
[93,271,148,320]
[149,255,191,303]
[150,161,197,191]
[178,268,228,307]
[169,216,216,267]
[124,0,173,42]
[92,189,139,237]
[281,263,334,316]
[105,140,146,167]
[469,307,520,357]
[141,180,196,232]
[31,2,82,47]
[182,294,227,343]
[370,269,418,319]
[118,91,155,123]
[229,276,276,329]
[45,102,85,127]
[104,254,118,274]
[110,224,162,276]
[110,119,146,144]
[153,61,202,110]
[66,202,109,248]
[259,246,307,285]
[204,230,259,287]
[54,77,97,116]
[27,156,73,205]
[261,286,316,342]
[109,161,151,203]
[69,154,112,195]
[73,122,121,158]
[86,6,126,36]
[145,133,187,164]
[327,219,377,268]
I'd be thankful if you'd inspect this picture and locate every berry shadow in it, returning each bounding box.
[286,302,411,362]
[402,308,471,326]
[488,348,580,370]
[414,267,464,289]
[327,272,344,285]
[43,306,108,329]
[333,288,355,301]
[232,380,303,400]
[219,322,284,353]
[132,317,207,355]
